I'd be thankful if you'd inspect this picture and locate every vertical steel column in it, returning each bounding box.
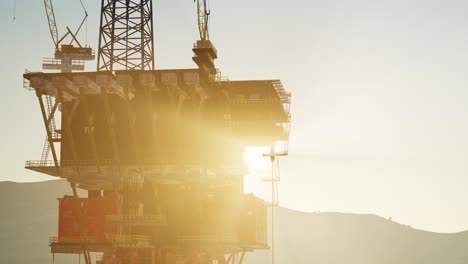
[64,99,81,173]
[123,87,142,170]
[78,86,101,173]
[239,252,245,264]
[100,86,121,165]
[143,83,157,158]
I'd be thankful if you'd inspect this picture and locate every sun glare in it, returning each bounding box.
[244,147,271,170]
[243,147,273,200]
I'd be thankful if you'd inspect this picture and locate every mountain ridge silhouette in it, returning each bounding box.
[2,180,468,264]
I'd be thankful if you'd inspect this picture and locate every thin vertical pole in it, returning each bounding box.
[270,144,275,264]
[271,161,275,264]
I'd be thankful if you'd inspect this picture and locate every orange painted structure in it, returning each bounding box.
[58,194,117,243]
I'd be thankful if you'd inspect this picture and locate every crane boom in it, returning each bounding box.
[192,0,217,76]
[43,0,59,49]
[196,0,210,40]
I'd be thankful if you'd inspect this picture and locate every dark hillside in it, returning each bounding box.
[2,180,468,264]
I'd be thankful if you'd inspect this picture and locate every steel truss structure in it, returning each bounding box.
[97,0,155,71]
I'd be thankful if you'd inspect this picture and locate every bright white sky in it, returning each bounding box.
[1,0,468,233]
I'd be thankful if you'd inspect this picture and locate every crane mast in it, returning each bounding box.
[196,0,210,41]
[192,0,218,78]
[97,0,155,71]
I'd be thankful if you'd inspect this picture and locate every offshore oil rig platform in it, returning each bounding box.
[22,0,291,263]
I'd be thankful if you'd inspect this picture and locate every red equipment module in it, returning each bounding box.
[58,194,117,243]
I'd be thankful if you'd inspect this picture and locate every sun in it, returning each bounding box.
[243,146,272,198]
[244,146,271,170]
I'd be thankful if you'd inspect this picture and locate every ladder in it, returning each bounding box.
[40,138,51,165]
[40,95,60,164]
[45,95,59,139]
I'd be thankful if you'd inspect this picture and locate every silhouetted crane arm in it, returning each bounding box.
[196,0,210,40]
[43,0,59,49]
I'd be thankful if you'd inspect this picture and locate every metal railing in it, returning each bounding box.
[26,160,57,167]
[27,159,244,167]
[23,69,33,91]
[42,58,86,71]
[42,58,86,67]
[26,160,246,177]
[229,119,286,125]
[193,40,218,56]
[25,159,116,168]
[178,232,237,243]
[111,235,152,247]
[106,215,167,225]
[49,236,113,244]
[208,68,229,84]
[229,98,282,105]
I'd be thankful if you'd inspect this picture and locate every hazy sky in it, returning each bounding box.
[1,0,468,233]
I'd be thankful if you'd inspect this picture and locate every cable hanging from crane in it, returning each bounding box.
[207,0,211,35]
[43,0,89,50]
[72,0,89,46]
[41,0,94,73]
[13,0,16,21]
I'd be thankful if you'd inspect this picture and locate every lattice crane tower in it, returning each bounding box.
[97,0,154,71]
